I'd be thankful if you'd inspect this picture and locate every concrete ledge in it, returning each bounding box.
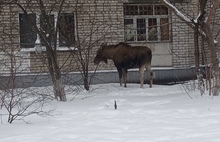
[0,67,196,89]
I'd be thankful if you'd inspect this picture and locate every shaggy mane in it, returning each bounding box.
[116,42,131,47]
[105,42,131,49]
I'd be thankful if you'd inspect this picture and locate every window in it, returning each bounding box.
[19,13,37,48]
[58,13,75,47]
[40,14,55,46]
[124,4,170,42]
[19,13,75,49]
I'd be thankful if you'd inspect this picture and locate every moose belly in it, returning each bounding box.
[120,60,140,69]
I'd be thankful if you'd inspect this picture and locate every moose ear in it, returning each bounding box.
[101,42,107,48]
[104,58,108,64]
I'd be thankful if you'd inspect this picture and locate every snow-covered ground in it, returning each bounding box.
[1,83,220,142]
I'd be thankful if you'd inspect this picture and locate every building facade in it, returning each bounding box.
[0,0,218,74]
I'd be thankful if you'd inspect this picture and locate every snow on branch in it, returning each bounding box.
[206,0,219,26]
[194,11,201,24]
[159,0,194,28]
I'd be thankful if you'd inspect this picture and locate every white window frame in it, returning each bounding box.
[124,4,170,43]
[19,12,77,53]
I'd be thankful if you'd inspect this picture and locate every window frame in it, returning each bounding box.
[19,12,77,52]
[58,13,76,48]
[19,13,37,49]
[124,4,171,43]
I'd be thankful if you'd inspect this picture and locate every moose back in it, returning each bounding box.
[94,42,153,88]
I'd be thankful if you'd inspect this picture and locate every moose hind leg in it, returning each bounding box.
[139,66,145,88]
[146,65,153,88]
[148,71,153,88]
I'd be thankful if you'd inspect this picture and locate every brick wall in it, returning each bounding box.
[171,0,220,67]
[0,0,219,74]
[74,0,124,71]
[171,2,196,67]
[28,0,125,72]
[0,4,29,74]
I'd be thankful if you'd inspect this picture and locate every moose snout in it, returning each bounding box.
[94,57,99,65]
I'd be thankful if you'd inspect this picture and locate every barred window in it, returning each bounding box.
[124,4,170,42]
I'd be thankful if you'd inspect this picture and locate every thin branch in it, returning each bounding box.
[206,0,219,26]
[159,0,194,29]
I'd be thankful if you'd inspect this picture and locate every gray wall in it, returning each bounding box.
[0,68,196,89]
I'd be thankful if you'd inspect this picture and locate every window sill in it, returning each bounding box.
[20,47,77,53]
[58,47,78,51]
[125,40,171,44]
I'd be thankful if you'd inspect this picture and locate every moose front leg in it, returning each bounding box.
[117,68,123,87]
[149,71,153,88]
[122,68,128,87]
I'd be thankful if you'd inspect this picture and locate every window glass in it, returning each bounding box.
[139,5,153,15]
[19,13,76,49]
[124,4,169,42]
[148,18,158,41]
[40,14,55,46]
[19,13,37,48]
[155,5,168,15]
[160,18,169,40]
[137,19,146,41]
[124,19,135,41]
[59,13,75,47]
[124,5,138,15]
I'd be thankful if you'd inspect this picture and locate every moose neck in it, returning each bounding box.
[102,47,115,59]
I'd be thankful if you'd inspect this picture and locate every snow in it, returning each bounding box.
[1,83,220,142]
[162,0,192,23]
[194,11,201,24]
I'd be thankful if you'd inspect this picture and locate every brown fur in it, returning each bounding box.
[94,42,153,88]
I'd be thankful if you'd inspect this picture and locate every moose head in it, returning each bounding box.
[94,43,108,65]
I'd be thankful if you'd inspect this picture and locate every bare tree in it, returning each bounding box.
[74,3,97,90]
[160,0,220,96]
[1,87,54,123]
[74,1,117,90]
[11,0,70,101]
[0,1,54,123]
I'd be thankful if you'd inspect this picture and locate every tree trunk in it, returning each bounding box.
[194,23,205,95]
[194,24,200,73]
[83,76,89,91]
[47,52,67,101]
[51,66,66,101]
[160,0,220,96]
[83,66,90,91]
[53,76,66,101]
[202,23,220,96]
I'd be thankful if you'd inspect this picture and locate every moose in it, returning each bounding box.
[94,42,153,88]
